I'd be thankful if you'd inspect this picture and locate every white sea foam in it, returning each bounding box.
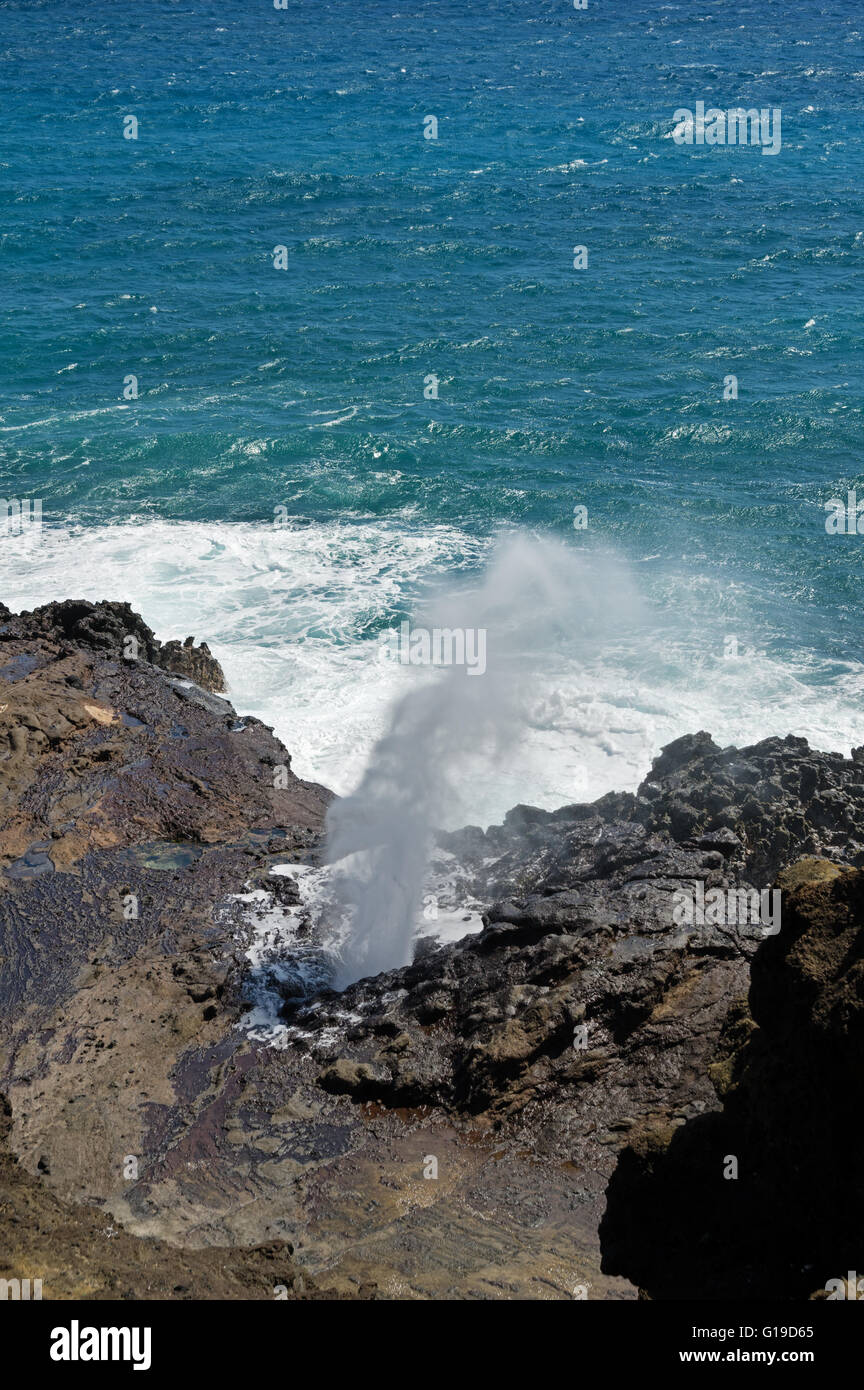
[0,518,861,831]
[237,852,484,1040]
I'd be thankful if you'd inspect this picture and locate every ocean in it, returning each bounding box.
[2,0,863,827]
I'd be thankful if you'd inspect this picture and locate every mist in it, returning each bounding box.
[325,533,642,987]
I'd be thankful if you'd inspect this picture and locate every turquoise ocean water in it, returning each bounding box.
[1,0,862,821]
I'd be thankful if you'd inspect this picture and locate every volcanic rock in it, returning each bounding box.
[2,600,863,1300]
[158,636,226,693]
[599,858,864,1299]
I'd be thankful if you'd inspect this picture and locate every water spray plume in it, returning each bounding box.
[326,534,641,987]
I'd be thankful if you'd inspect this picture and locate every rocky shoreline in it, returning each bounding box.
[1,599,861,1299]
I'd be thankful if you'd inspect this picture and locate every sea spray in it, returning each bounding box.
[5,521,863,824]
[326,534,642,986]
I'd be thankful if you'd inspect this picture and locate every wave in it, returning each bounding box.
[0,519,861,828]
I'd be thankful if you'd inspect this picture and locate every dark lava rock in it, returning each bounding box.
[0,598,329,878]
[159,636,225,693]
[0,596,331,1183]
[286,824,761,1131]
[2,605,863,1298]
[0,598,226,693]
[599,858,864,1300]
[285,730,864,1131]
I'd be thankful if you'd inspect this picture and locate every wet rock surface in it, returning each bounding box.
[0,1094,348,1300]
[1,600,862,1299]
[290,729,864,1127]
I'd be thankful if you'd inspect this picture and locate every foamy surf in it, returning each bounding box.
[237,852,485,1043]
[0,519,861,832]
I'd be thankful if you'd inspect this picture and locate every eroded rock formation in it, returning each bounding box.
[1,599,862,1299]
[599,859,864,1300]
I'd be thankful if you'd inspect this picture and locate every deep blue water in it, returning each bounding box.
[0,0,862,815]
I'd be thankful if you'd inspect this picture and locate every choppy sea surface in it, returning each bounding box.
[2,0,862,825]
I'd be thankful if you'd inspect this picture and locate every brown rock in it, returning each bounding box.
[157,636,226,693]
